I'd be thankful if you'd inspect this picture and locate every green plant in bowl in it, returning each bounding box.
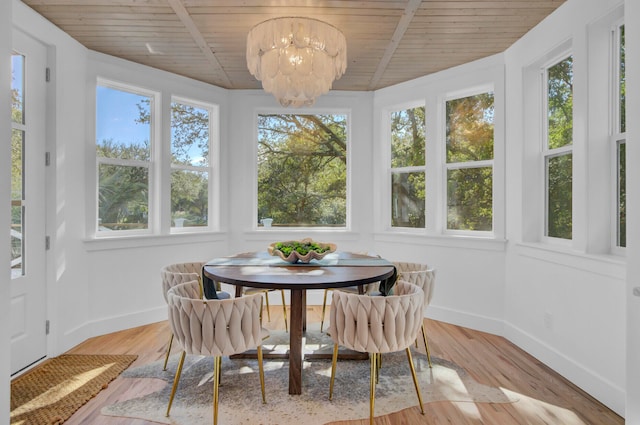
[268,238,336,263]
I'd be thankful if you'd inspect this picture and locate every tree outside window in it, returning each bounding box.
[545,56,573,240]
[170,100,213,229]
[446,92,494,231]
[616,24,626,248]
[257,114,347,227]
[96,84,152,232]
[390,106,425,228]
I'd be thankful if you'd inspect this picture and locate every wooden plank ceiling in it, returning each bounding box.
[21,0,566,91]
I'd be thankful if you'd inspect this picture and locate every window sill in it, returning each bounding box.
[84,231,228,252]
[374,231,507,251]
[243,228,360,242]
[515,242,626,279]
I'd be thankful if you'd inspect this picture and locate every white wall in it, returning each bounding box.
[2,1,13,423]
[626,0,640,420]
[504,0,626,415]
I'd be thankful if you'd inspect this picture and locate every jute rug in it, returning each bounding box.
[11,354,137,425]
[102,328,517,425]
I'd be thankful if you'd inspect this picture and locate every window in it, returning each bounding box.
[445,92,494,232]
[257,113,348,228]
[96,82,154,233]
[170,98,214,230]
[390,106,425,228]
[613,24,626,248]
[544,56,573,240]
[11,54,24,276]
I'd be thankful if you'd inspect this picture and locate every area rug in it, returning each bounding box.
[101,329,516,425]
[11,354,138,425]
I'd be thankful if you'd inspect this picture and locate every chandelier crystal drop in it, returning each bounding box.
[246,17,347,107]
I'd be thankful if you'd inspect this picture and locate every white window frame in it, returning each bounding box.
[387,101,427,231]
[541,52,573,245]
[95,78,160,237]
[253,108,352,230]
[442,85,495,237]
[169,95,219,234]
[610,20,626,254]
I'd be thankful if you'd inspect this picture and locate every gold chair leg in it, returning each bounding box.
[329,343,339,400]
[406,347,425,415]
[320,289,329,332]
[213,355,221,425]
[257,346,266,404]
[165,350,186,417]
[421,323,433,368]
[280,290,288,332]
[163,333,174,371]
[263,291,272,322]
[370,353,377,425]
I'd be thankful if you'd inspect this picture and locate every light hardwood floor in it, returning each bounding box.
[61,306,622,425]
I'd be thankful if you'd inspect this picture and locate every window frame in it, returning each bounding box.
[387,101,427,231]
[442,86,495,237]
[95,78,159,237]
[610,20,626,253]
[253,108,352,230]
[540,52,574,245]
[169,95,219,234]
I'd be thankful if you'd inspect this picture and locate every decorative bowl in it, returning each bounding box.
[268,238,337,263]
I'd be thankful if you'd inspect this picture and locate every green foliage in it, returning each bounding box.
[273,240,332,256]
[258,114,347,226]
[547,153,572,239]
[98,162,149,230]
[391,107,425,168]
[547,57,573,149]
[445,92,494,231]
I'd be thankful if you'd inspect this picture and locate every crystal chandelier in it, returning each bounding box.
[246,17,347,107]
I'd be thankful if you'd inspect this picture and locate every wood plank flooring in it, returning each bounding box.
[58,306,622,425]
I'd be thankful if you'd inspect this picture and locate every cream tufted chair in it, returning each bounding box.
[160,262,231,371]
[242,287,289,332]
[328,280,425,424]
[165,280,268,425]
[319,252,381,332]
[394,262,436,367]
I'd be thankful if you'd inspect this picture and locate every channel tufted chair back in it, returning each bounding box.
[165,280,268,425]
[167,280,267,356]
[160,262,230,371]
[393,262,436,367]
[328,280,425,424]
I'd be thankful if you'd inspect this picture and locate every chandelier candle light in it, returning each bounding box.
[246,17,347,107]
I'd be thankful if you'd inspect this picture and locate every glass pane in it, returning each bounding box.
[98,163,149,231]
[617,141,626,247]
[11,54,24,124]
[96,85,151,160]
[391,106,425,168]
[391,172,425,228]
[257,114,347,227]
[447,167,493,231]
[446,92,494,163]
[546,153,572,239]
[547,56,573,149]
[171,170,208,228]
[171,102,210,166]
[11,129,25,277]
[619,25,626,134]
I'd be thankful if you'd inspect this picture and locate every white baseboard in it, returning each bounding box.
[425,305,505,336]
[60,306,166,354]
[504,322,625,417]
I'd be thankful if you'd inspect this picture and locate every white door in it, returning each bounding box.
[10,29,48,375]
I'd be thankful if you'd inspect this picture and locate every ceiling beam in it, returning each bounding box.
[166,0,233,88]
[368,0,423,90]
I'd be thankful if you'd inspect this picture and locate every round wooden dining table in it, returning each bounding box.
[202,251,395,395]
